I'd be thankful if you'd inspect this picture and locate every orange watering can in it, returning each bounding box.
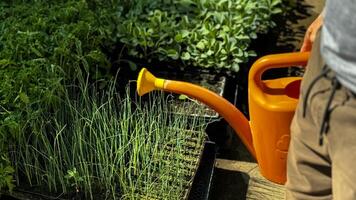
[136,52,310,184]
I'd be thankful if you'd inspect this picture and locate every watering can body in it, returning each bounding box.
[249,54,306,183]
[137,52,310,184]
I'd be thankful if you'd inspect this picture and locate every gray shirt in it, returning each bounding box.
[321,0,356,93]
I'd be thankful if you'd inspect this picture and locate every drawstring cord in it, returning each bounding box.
[302,65,340,145]
[302,65,330,117]
[318,78,340,145]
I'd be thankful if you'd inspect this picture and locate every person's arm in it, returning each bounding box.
[300,10,324,52]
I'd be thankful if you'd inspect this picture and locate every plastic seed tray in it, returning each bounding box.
[2,130,213,200]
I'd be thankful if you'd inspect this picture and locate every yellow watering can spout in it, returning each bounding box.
[137,68,165,96]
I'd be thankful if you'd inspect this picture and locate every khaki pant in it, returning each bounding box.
[286,31,356,199]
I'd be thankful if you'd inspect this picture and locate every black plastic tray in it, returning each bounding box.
[2,142,216,200]
[187,141,216,200]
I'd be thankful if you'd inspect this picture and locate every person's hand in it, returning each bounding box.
[300,13,324,52]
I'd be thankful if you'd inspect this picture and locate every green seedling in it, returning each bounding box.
[118,0,283,72]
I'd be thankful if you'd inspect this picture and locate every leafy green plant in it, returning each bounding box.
[65,168,84,193]
[0,0,122,118]
[0,1,123,190]
[118,0,282,72]
[0,156,14,192]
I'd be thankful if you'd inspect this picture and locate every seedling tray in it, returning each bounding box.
[2,131,211,200]
[187,141,216,200]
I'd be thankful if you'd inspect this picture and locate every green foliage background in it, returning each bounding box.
[0,0,122,191]
[118,0,282,71]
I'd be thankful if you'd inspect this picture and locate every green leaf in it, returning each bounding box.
[236,48,243,57]
[5,175,14,192]
[167,49,179,60]
[236,35,250,41]
[19,92,30,104]
[222,25,230,32]
[30,46,43,57]
[271,8,282,14]
[174,34,183,42]
[4,166,15,174]
[181,30,190,38]
[248,50,257,57]
[196,41,205,50]
[200,24,210,35]
[249,32,257,39]
[181,52,191,60]
[200,53,208,58]
[206,50,214,56]
[271,0,282,7]
[233,57,243,63]
[178,94,188,100]
[231,63,240,72]
[0,59,12,68]
[128,49,139,56]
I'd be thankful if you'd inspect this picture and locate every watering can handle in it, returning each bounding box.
[249,52,310,90]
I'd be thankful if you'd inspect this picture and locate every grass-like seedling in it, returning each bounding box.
[12,76,208,200]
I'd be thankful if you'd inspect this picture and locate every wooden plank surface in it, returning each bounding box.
[215,159,285,200]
